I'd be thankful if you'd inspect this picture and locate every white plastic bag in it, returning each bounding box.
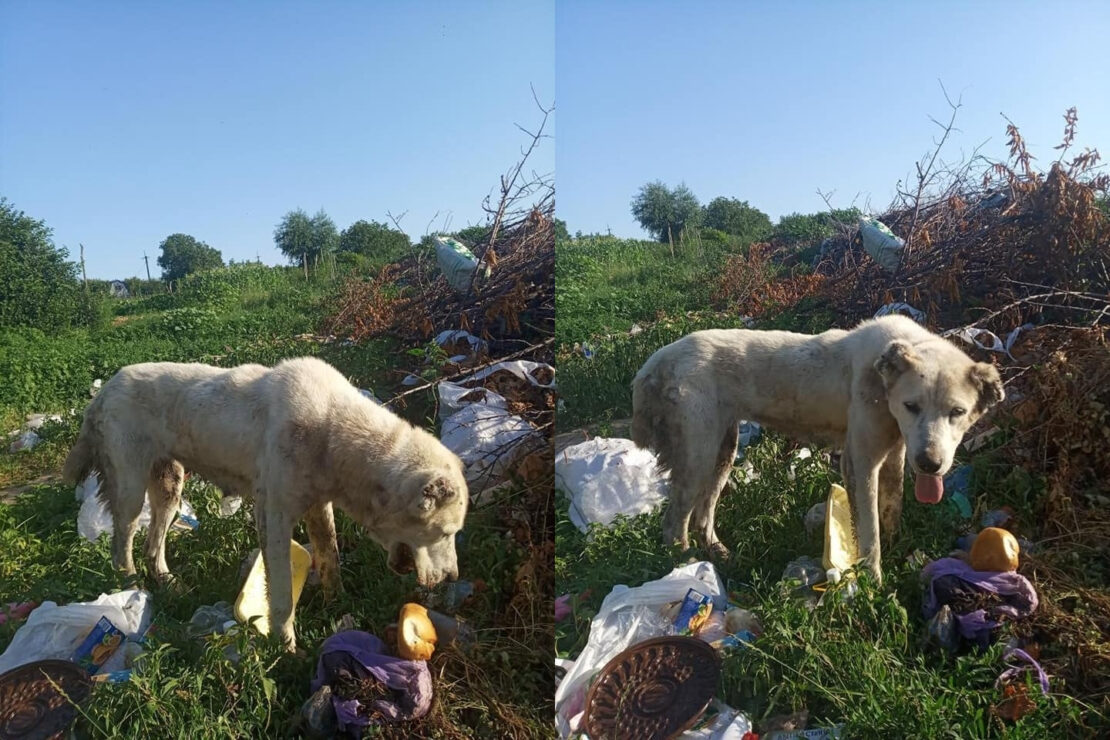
[461,360,555,389]
[8,430,41,453]
[440,404,539,491]
[874,302,926,324]
[434,329,488,356]
[0,589,152,674]
[436,380,508,419]
[859,217,904,272]
[435,237,489,294]
[555,562,728,738]
[555,438,669,533]
[76,473,196,542]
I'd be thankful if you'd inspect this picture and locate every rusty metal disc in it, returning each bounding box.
[0,660,92,740]
[583,636,720,740]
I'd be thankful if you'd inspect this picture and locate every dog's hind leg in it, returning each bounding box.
[664,416,724,552]
[878,440,906,545]
[144,459,184,584]
[691,424,740,559]
[106,462,147,576]
[304,502,342,600]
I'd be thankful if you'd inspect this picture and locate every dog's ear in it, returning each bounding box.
[968,362,1005,411]
[874,340,919,387]
[420,477,457,512]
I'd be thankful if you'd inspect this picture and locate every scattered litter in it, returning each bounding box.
[90,379,102,396]
[781,556,825,588]
[443,580,477,612]
[8,430,41,453]
[765,726,845,739]
[0,602,38,626]
[786,447,813,482]
[555,594,572,622]
[0,659,92,739]
[187,602,237,639]
[301,684,339,739]
[943,322,1035,360]
[923,604,959,653]
[555,438,669,533]
[803,502,826,538]
[874,302,925,323]
[434,329,488,356]
[24,413,63,431]
[921,558,1038,649]
[981,507,1015,529]
[944,465,973,519]
[440,403,539,491]
[0,589,152,675]
[311,631,433,729]
[581,342,595,360]
[555,562,729,737]
[235,541,311,636]
[858,216,905,272]
[401,374,421,386]
[434,236,490,294]
[459,359,556,389]
[629,323,644,336]
[683,699,753,738]
[77,476,197,543]
[424,608,475,648]
[437,380,507,419]
[997,646,1050,695]
[734,421,762,462]
[219,495,244,518]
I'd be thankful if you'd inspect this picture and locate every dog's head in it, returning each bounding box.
[384,458,469,588]
[874,338,1004,500]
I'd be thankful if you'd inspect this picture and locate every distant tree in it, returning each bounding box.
[774,208,860,246]
[0,197,85,331]
[157,233,224,282]
[631,181,701,255]
[339,219,411,262]
[453,225,489,247]
[553,218,570,241]
[702,197,773,245]
[275,208,339,273]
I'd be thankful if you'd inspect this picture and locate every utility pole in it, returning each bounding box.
[142,253,152,281]
[79,244,88,290]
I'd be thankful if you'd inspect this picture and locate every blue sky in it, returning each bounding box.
[0,1,554,279]
[557,0,1110,239]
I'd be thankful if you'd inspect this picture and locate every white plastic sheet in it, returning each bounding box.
[555,438,668,533]
[76,472,196,542]
[0,589,152,674]
[440,404,539,491]
[554,562,729,738]
[461,360,556,389]
[874,302,926,324]
[437,381,507,419]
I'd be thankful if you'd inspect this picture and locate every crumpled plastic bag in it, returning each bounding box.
[554,562,727,738]
[311,631,432,734]
[922,558,1038,648]
[874,302,926,323]
[8,430,41,453]
[75,472,196,542]
[554,438,669,533]
[0,589,152,674]
[859,217,905,272]
[437,380,508,419]
[440,403,539,492]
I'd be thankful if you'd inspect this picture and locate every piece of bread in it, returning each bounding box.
[397,603,438,661]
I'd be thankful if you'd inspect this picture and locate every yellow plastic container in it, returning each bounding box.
[822,483,859,576]
[234,540,312,636]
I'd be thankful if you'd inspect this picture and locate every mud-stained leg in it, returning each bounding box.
[259,506,296,651]
[691,425,740,559]
[842,438,883,584]
[107,463,147,576]
[878,441,906,545]
[304,502,342,600]
[144,459,184,584]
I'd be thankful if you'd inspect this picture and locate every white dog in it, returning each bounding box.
[63,356,469,649]
[632,315,1004,582]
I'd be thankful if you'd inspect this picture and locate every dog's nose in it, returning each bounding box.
[915,453,942,474]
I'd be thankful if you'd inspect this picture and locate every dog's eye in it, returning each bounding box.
[904,402,921,414]
[950,407,967,418]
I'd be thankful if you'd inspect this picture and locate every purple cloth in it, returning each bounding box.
[997,647,1050,695]
[312,631,432,734]
[921,558,1038,648]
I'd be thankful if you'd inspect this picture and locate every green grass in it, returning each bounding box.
[0,263,552,738]
[555,434,1103,738]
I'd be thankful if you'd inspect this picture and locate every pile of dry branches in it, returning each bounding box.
[815,107,1109,332]
[323,98,554,364]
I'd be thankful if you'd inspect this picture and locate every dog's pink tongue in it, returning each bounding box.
[915,473,944,504]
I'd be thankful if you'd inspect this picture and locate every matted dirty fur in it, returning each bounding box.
[62,356,468,649]
[632,315,1004,582]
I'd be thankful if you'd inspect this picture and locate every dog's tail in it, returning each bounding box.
[62,395,103,485]
[631,353,676,472]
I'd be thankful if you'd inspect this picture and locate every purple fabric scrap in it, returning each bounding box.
[921,558,1038,647]
[997,647,1050,695]
[311,630,432,735]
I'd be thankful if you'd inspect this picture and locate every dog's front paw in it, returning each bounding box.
[707,542,731,562]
